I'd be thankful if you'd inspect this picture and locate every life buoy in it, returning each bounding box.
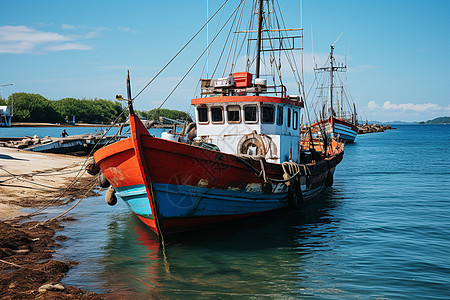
[237,131,266,156]
[288,178,303,210]
[99,171,110,188]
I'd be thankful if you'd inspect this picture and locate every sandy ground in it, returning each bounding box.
[0,147,96,220]
[0,147,104,299]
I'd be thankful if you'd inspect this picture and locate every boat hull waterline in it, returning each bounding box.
[94,115,343,237]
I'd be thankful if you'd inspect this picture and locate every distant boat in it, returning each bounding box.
[93,0,344,240]
[0,106,12,127]
[1,133,121,154]
[311,40,358,143]
[26,133,120,154]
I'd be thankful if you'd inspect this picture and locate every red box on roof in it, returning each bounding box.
[233,72,252,87]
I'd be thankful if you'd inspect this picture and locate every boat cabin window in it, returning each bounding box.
[261,105,275,124]
[227,105,241,123]
[211,106,224,123]
[244,105,258,123]
[287,108,291,127]
[197,106,208,123]
[293,110,298,130]
[276,106,283,125]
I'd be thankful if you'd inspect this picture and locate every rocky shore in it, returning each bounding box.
[0,147,104,299]
[357,123,396,134]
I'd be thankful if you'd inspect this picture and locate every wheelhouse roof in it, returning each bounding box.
[191,95,303,107]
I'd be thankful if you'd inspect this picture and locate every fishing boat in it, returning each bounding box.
[311,37,358,143]
[93,0,344,240]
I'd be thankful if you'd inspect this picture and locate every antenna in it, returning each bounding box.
[332,32,343,47]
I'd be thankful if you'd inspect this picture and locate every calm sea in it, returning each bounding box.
[6,125,450,299]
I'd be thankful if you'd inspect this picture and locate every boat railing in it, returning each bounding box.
[336,112,355,123]
[200,82,287,98]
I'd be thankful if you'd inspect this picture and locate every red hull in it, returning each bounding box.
[95,115,344,238]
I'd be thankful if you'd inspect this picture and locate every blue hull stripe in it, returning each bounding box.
[115,185,154,219]
[153,183,286,218]
[334,123,357,142]
[115,182,326,220]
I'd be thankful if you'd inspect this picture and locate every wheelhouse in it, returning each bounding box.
[191,86,304,163]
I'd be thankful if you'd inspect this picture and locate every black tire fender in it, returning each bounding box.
[288,178,303,210]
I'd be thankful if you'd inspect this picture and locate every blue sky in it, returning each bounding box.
[1,0,449,122]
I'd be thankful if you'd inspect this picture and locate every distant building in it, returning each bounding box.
[0,106,12,127]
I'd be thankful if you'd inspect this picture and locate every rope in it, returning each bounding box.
[156,1,243,112]
[27,103,129,216]
[0,167,61,190]
[235,155,304,184]
[35,176,98,226]
[2,103,129,222]
[132,0,231,101]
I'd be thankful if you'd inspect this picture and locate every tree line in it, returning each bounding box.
[135,108,193,123]
[1,93,124,124]
[419,116,450,124]
[0,93,192,124]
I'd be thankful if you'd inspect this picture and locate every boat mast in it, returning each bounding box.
[255,0,264,79]
[329,45,334,118]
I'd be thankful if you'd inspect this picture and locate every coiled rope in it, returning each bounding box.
[234,155,308,185]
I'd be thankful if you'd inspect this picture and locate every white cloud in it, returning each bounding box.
[0,25,93,54]
[45,43,92,51]
[364,100,450,122]
[368,100,450,113]
[62,24,78,30]
[118,27,138,34]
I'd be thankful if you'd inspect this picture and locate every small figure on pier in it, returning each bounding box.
[61,129,69,137]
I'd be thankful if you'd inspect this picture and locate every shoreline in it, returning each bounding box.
[0,147,104,299]
[11,122,118,128]
[9,122,181,129]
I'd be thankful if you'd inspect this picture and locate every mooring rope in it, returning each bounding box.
[235,155,304,184]
[1,103,130,223]
[34,176,98,226]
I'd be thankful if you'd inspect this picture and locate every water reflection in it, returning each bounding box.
[92,188,344,298]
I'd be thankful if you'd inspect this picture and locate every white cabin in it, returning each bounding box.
[191,95,303,164]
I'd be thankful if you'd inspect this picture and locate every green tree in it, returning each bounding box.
[136,108,193,122]
[7,93,124,123]
[9,93,60,122]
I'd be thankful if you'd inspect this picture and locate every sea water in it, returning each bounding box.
[6,125,450,299]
